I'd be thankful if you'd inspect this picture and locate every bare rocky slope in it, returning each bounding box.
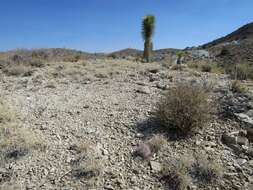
[0,57,253,189]
[201,22,253,65]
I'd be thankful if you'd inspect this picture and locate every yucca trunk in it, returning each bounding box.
[143,39,153,62]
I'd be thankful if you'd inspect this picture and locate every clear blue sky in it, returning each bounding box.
[0,0,252,52]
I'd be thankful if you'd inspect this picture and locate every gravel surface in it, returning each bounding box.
[0,59,252,190]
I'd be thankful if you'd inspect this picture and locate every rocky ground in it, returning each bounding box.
[0,59,252,190]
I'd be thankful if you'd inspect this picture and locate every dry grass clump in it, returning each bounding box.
[231,80,247,93]
[156,83,212,135]
[161,155,223,189]
[147,134,167,153]
[201,64,212,72]
[224,63,253,80]
[187,61,199,69]
[3,64,33,76]
[72,159,102,179]
[187,60,224,74]
[63,54,81,62]
[192,155,223,185]
[235,64,253,80]
[161,157,193,190]
[69,142,102,181]
[0,101,42,164]
[170,64,187,71]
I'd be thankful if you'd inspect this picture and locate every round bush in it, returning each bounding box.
[156,84,212,134]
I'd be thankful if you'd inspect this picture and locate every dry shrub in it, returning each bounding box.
[156,83,212,134]
[231,80,247,93]
[187,61,199,69]
[147,134,166,153]
[63,54,81,62]
[171,64,186,70]
[235,64,253,80]
[161,157,193,190]
[3,64,33,76]
[70,142,102,180]
[192,154,223,185]
[188,60,224,74]
[201,64,212,72]
[225,63,253,80]
[72,159,101,179]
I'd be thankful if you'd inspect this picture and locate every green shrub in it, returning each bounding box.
[156,84,211,134]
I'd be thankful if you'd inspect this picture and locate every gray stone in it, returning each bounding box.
[236,159,247,166]
[156,82,167,90]
[222,133,237,145]
[235,113,253,128]
[237,136,249,146]
[136,133,144,138]
[248,160,253,167]
[149,161,162,172]
[136,86,151,94]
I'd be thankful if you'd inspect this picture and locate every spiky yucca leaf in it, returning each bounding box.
[142,15,155,41]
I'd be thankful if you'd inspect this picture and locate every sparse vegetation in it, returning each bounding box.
[72,159,101,179]
[235,64,253,80]
[192,154,223,185]
[0,100,43,164]
[69,142,102,183]
[161,155,223,189]
[147,134,166,153]
[201,63,212,72]
[156,83,212,135]
[171,64,187,70]
[188,60,225,74]
[176,51,185,65]
[63,54,81,62]
[142,15,155,62]
[161,158,193,190]
[3,64,33,76]
[223,63,253,80]
[231,80,247,93]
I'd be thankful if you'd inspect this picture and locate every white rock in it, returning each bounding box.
[149,161,162,172]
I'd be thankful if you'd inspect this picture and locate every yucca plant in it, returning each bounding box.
[142,15,155,62]
[176,51,185,65]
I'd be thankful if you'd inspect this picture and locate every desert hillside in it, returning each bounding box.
[0,49,253,189]
[202,22,253,67]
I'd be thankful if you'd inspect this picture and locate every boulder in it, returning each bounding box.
[235,113,253,128]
